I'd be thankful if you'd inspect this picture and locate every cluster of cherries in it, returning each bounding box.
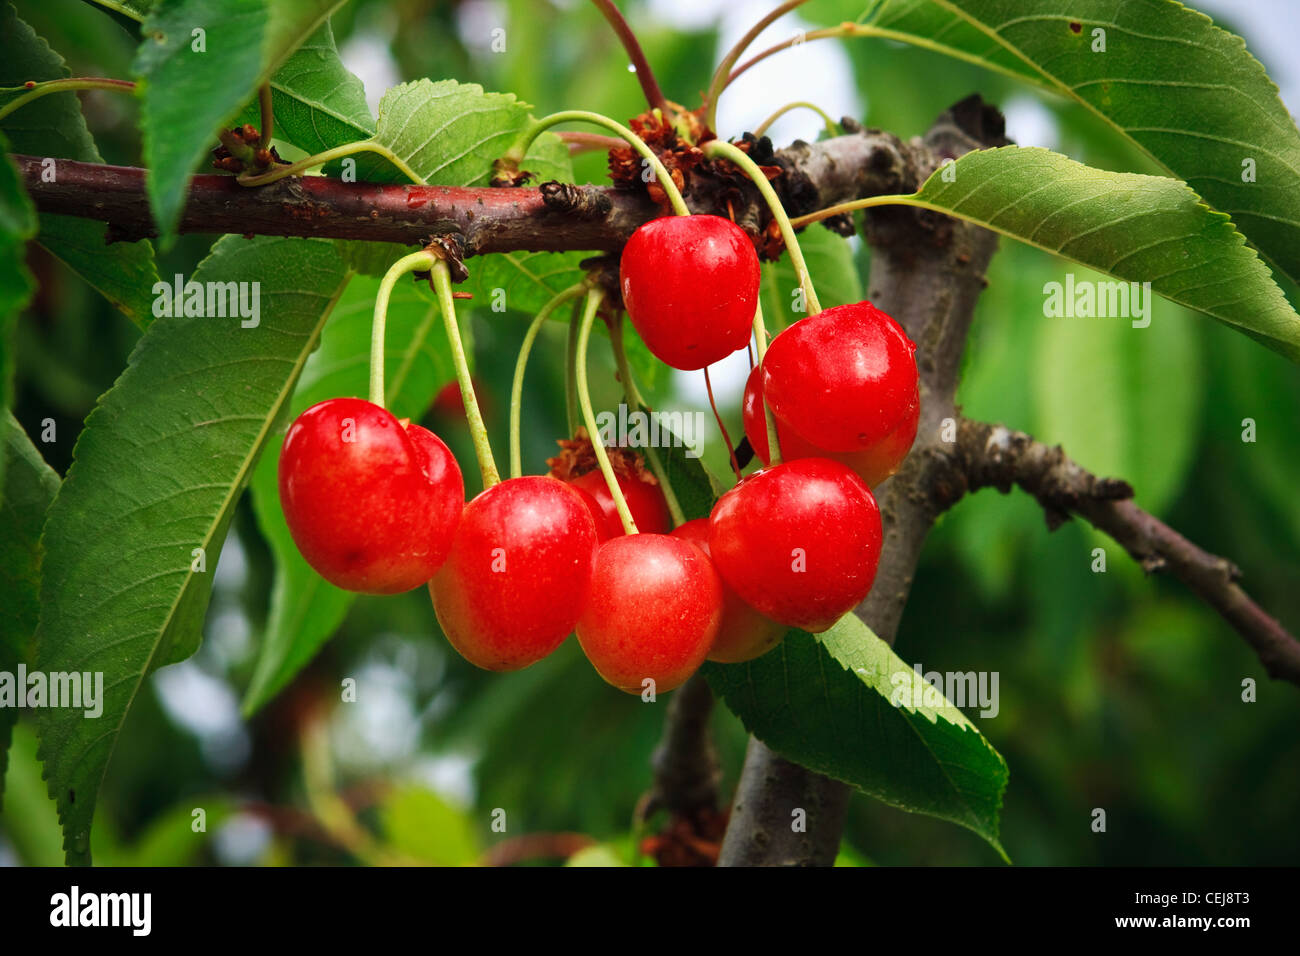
[278,214,920,694]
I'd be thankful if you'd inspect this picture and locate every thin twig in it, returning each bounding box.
[950,419,1300,687]
[590,0,669,113]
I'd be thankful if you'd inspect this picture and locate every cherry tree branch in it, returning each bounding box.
[11,126,911,255]
[646,674,721,818]
[944,418,1300,686]
[718,94,1011,867]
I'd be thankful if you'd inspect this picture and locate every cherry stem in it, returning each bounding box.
[726,24,844,90]
[565,299,582,436]
[258,82,274,145]
[751,300,782,466]
[703,366,743,482]
[589,0,670,114]
[575,289,640,535]
[752,100,838,139]
[504,110,690,216]
[0,77,136,123]
[509,284,588,480]
[726,21,987,91]
[789,192,925,227]
[370,250,438,407]
[430,259,500,488]
[237,140,424,187]
[608,313,687,528]
[557,130,625,153]
[703,0,810,131]
[704,138,822,315]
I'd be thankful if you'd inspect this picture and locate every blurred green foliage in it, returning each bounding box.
[2,0,1297,866]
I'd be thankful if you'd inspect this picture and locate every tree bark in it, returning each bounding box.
[12,127,912,254]
[717,96,1008,867]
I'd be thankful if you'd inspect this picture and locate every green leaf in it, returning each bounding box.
[133,0,345,244]
[466,250,589,317]
[0,5,159,326]
[237,20,374,155]
[0,141,41,805]
[704,613,1009,857]
[0,724,63,865]
[869,0,1300,284]
[651,416,722,523]
[860,0,1048,86]
[344,79,585,301]
[761,225,863,330]
[0,413,59,660]
[244,274,455,715]
[380,785,480,865]
[91,795,233,866]
[0,135,37,428]
[565,844,629,867]
[80,0,156,20]
[34,235,350,865]
[353,78,570,186]
[1033,268,1202,515]
[908,146,1300,362]
[0,414,60,809]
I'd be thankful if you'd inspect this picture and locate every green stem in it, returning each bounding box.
[237,140,425,186]
[575,289,639,535]
[608,314,686,528]
[258,82,274,145]
[371,250,438,406]
[504,110,690,216]
[0,77,135,123]
[751,300,782,466]
[564,298,582,436]
[727,23,1050,93]
[703,0,810,131]
[430,260,500,488]
[753,100,838,139]
[509,284,587,479]
[788,193,926,227]
[608,312,646,409]
[704,138,822,315]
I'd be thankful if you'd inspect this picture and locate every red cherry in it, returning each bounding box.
[708,458,882,632]
[619,215,760,370]
[741,365,918,487]
[431,380,465,418]
[278,398,463,594]
[567,469,672,541]
[671,519,787,663]
[576,534,723,693]
[761,301,920,456]
[429,475,598,671]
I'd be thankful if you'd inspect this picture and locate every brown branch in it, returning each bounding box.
[946,418,1300,687]
[646,674,721,818]
[718,95,1010,867]
[11,127,910,255]
[482,832,596,867]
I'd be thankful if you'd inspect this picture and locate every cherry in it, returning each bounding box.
[708,458,882,632]
[568,469,672,541]
[429,475,598,671]
[760,302,920,464]
[619,215,760,370]
[671,519,787,663]
[278,397,463,594]
[741,365,918,487]
[576,534,723,693]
